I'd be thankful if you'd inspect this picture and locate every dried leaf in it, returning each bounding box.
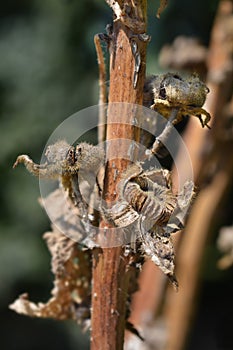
[104,163,194,288]
[10,226,92,329]
[140,225,178,289]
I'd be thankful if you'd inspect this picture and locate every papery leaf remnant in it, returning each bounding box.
[10,225,92,329]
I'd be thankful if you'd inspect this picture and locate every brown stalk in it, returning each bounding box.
[91,1,147,349]
[124,1,233,348]
[164,2,233,350]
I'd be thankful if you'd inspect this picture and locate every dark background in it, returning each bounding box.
[1,1,232,349]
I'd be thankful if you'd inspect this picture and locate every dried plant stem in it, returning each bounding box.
[165,158,233,350]
[91,1,147,349]
[164,2,233,350]
[125,2,233,348]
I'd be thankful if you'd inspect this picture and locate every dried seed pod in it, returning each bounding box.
[143,72,211,128]
[13,140,105,219]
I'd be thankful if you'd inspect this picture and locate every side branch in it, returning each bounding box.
[94,34,107,143]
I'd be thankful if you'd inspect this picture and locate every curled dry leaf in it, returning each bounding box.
[10,225,92,329]
[103,163,195,289]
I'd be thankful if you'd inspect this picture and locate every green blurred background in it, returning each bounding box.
[1,1,230,350]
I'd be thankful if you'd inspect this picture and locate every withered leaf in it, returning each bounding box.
[10,226,92,329]
[104,163,195,289]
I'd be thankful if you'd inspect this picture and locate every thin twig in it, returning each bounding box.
[147,108,178,157]
[94,34,107,143]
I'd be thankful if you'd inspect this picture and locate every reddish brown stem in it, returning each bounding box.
[91,2,147,349]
